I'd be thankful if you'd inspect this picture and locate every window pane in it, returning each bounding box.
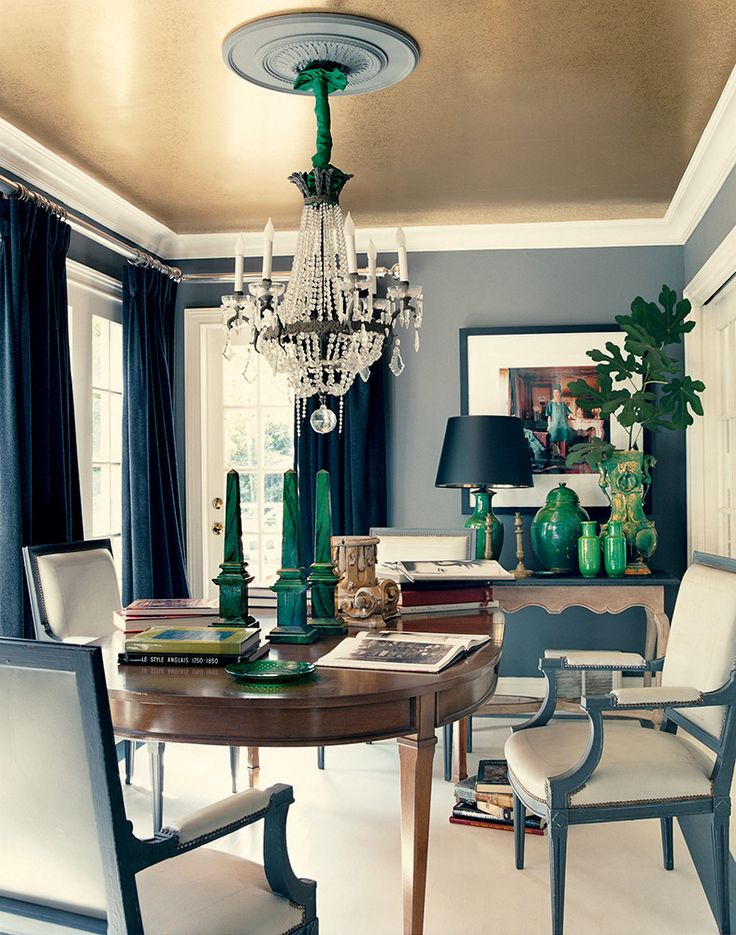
[263,505,281,530]
[264,472,283,503]
[262,535,282,584]
[240,472,257,503]
[92,315,109,388]
[109,463,121,533]
[92,391,110,460]
[92,463,111,535]
[224,409,258,468]
[223,349,259,406]
[263,411,293,467]
[241,504,258,533]
[109,392,122,462]
[109,321,123,393]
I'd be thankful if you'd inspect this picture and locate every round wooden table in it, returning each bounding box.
[103,614,503,935]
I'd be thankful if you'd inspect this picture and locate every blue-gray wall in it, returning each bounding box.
[685,161,736,284]
[386,245,685,674]
[176,245,685,676]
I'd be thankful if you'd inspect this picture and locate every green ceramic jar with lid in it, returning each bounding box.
[531,482,590,574]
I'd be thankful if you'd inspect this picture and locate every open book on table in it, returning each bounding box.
[377,560,513,583]
[315,630,491,674]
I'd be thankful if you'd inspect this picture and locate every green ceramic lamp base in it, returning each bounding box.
[465,488,504,560]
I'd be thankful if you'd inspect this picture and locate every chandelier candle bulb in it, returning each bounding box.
[344,212,358,274]
[234,235,245,292]
[367,239,377,282]
[396,227,409,282]
[262,218,274,280]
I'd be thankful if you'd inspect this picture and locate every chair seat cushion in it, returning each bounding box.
[504,720,714,808]
[137,847,306,935]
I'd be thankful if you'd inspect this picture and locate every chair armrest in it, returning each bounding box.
[542,650,648,671]
[163,786,274,850]
[608,686,703,709]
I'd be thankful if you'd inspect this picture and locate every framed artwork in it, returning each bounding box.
[460,325,629,509]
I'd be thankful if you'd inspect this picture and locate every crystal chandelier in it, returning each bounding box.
[220,17,423,434]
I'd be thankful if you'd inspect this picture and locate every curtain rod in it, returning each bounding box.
[0,172,181,281]
[0,171,396,286]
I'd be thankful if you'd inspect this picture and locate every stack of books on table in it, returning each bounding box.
[115,598,220,633]
[118,624,266,667]
[450,758,546,835]
[377,560,510,614]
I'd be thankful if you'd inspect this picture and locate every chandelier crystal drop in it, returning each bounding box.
[221,46,423,433]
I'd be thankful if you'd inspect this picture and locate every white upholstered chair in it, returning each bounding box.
[22,539,242,832]
[0,637,317,935]
[505,552,736,935]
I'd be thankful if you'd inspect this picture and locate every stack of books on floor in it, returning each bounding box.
[115,598,221,633]
[450,758,546,835]
[118,623,267,667]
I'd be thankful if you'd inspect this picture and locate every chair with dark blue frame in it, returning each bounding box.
[23,539,244,832]
[0,637,318,935]
[505,552,736,935]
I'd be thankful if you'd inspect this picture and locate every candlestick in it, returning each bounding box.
[262,218,274,280]
[234,235,244,292]
[513,511,532,578]
[396,227,408,282]
[344,212,358,274]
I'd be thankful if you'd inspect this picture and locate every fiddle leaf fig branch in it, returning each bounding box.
[565,285,704,471]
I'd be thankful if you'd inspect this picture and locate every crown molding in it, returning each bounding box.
[65,259,122,302]
[0,115,175,255]
[665,65,736,243]
[2,63,736,260]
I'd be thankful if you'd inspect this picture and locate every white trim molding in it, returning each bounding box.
[2,66,736,258]
[65,259,122,303]
[0,115,175,256]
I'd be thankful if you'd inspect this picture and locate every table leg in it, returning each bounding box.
[397,698,437,935]
[246,746,260,788]
[644,606,671,686]
[147,741,165,834]
[451,716,468,783]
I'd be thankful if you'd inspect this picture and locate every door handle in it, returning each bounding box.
[212,497,223,510]
[212,522,224,535]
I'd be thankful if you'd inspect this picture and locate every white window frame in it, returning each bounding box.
[685,224,736,557]
[67,259,123,546]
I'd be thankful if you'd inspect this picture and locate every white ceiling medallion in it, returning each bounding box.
[222,13,420,96]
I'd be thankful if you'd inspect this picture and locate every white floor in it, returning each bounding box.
[121,718,718,935]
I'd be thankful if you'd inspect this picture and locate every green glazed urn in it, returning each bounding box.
[598,450,657,574]
[531,483,590,574]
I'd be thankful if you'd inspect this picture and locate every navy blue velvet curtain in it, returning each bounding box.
[122,265,189,604]
[0,198,83,638]
[295,362,388,569]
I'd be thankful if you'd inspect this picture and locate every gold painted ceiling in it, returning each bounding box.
[0,0,735,232]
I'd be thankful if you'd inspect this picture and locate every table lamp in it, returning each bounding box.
[435,415,533,560]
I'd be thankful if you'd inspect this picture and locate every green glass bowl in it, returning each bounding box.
[225,660,316,683]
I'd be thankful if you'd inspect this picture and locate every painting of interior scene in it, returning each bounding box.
[505,365,607,474]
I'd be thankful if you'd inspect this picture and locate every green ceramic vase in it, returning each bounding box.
[603,520,627,578]
[465,490,504,559]
[577,521,601,578]
[531,483,590,574]
[598,450,657,574]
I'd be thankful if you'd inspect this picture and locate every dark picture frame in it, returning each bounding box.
[459,325,631,512]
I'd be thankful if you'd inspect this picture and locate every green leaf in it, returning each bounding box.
[567,376,629,417]
[565,439,615,471]
[659,376,706,429]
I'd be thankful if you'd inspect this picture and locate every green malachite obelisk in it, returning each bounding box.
[211,469,256,627]
[308,470,346,635]
[268,469,318,644]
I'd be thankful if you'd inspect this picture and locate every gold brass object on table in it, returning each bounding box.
[332,535,399,628]
[512,512,532,578]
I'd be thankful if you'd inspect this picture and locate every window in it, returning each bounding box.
[222,348,294,586]
[68,265,124,580]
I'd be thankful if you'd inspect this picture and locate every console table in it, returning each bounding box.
[492,571,679,669]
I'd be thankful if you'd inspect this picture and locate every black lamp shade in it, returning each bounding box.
[435,415,533,489]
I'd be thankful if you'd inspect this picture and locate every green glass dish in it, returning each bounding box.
[224,660,316,683]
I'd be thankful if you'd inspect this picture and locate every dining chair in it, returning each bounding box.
[0,637,317,935]
[504,551,736,935]
[23,539,243,831]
